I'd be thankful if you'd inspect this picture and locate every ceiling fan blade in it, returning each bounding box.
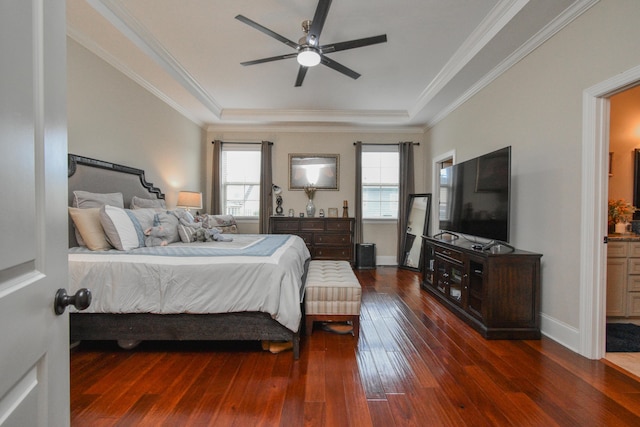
[241,52,298,66]
[295,66,309,87]
[321,34,387,53]
[235,15,299,49]
[320,56,360,80]
[307,0,332,46]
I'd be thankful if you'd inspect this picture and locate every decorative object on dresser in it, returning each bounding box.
[606,239,640,317]
[304,185,316,217]
[271,216,354,263]
[273,184,283,216]
[327,208,338,218]
[422,236,542,339]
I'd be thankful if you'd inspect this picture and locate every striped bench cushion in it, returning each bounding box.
[305,261,361,315]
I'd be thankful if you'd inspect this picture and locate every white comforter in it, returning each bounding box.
[68,234,310,332]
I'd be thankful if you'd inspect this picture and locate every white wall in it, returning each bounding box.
[426,0,640,348]
[207,128,426,261]
[67,38,206,208]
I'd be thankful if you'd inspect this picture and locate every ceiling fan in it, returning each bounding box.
[235,0,387,87]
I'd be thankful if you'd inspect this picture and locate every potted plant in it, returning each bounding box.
[608,199,636,233]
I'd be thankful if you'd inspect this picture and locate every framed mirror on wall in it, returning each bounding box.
[400,193,432,271]
[289,154,339,190]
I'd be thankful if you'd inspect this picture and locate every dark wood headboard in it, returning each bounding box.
[68,154,165,246]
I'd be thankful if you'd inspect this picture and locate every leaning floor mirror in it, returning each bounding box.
[400,193,432,271]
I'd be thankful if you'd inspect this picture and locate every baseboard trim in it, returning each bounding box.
[540,312,581,354]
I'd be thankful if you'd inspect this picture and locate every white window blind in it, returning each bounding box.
[221,144,261,217]
[361,145,399,219]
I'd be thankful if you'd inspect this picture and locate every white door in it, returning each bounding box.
[0,0,70,425]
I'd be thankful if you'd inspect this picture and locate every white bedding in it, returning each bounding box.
[68,234,310,332]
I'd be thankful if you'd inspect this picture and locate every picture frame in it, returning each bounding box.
[327,208,339,218]
[289,154,339,190]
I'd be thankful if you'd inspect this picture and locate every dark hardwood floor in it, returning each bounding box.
[70,267,640,426]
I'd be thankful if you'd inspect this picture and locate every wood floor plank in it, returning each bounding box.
[70,267,640,427]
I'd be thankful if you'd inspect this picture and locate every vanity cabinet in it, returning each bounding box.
[422,236,542,339]
[606,240,640,317]
[270,217,354,263]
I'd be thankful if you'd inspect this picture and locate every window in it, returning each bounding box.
[361,146,399,219]
[221,145,261,217]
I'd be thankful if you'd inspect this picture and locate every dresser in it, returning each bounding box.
[606,238,640,317]
[270,216,354,262]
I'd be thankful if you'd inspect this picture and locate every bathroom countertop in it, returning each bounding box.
[608,234,640,241]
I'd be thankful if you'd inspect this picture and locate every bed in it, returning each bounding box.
[67,154,310,359]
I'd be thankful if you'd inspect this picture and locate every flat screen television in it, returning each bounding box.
[438,146,511,243]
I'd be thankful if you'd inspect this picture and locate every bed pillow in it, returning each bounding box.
[129,208,158,232]
[154,211,180,244]
[99,205,145,250]
[68,207,112,251]
[201,214,237,234]
[130,196,166,210]
[73,190,124,209]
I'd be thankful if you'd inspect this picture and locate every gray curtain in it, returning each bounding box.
[397,141,415,263]
[211,140,222,215]
[354,141,363,244]
[259,141,273,234]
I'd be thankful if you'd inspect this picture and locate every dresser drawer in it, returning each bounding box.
[272,220,299,232]
[628,275,640,292]
[314,233,351,245]
[326,219,352,232]
[300,219,325,231]
[296,232,313,245]
[315,246,353,261]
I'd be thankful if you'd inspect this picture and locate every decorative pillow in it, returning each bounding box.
[201,214,237,234]
[130,196,166,210]
[99,205,145,250]
[68,207,112,251]
[73,191,124,209]
[154,211,180,244]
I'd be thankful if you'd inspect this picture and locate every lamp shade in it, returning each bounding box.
[176,191,202,209]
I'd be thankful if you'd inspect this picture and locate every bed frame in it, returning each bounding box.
[68,154,301,359]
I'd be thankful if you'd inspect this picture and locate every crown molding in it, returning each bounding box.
[67,27,206,128]
[424,0,600,129]
[86,0,223,118]
[410,0,529,119]
[207,122,425,134]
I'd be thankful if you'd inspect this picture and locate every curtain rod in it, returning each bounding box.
[211,140,273,145]
[352,142,419,146]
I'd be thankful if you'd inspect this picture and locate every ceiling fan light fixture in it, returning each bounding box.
[297,47,321,67]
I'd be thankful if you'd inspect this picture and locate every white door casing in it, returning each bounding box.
[0,0,69,425]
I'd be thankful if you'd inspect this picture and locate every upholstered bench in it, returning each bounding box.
[304,260,362,339]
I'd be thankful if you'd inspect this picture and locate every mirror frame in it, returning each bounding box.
[288,153,339,190]
[399,193,432,272]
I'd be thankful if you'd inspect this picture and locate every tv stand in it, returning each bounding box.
[421,236,541,339]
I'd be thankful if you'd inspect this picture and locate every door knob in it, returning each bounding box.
[54,288,91,315]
